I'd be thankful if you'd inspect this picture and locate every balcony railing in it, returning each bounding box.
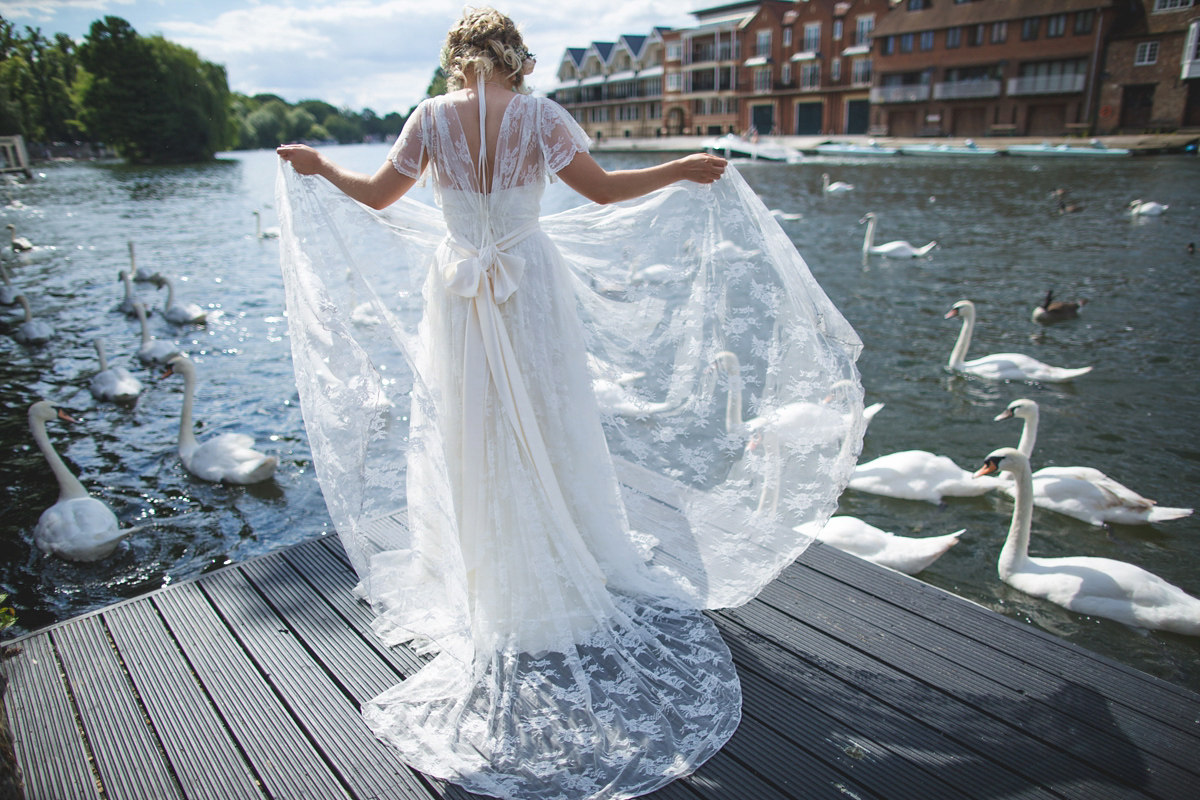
[933,79,1002,100]
[870,84,930,103]
[1006,74,1086,96]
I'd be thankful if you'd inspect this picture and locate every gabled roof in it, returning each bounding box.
[620,34,649,58]
[590,41,615,62]
[563,47,587,68]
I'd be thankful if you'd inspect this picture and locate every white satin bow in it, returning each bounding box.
[443,219,540,302]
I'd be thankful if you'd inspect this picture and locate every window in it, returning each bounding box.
[590,107,608,122]
[881,35,895,55]
[1047,14,1066,37]
[855,15,875,46]
[754,66,771,92]
[991,21,1007,43]
[782,62,792,85]
[900,33,914,52]
[907,0,930,9]
[804,22,821,52]
[1074,10,1095,34]
[1135,41,1160,65]
[666,73,681,91]
[667,43,682,61]
[756,30,772,57]
[800,63,820,89]
[618,105,639,121]
[852,58,872,85]
[831,57,841,81]
[920,31,934,51]
[833,20,843,40]
[783,27,792,47]
[967,24,985,46]
[1154,0,1195,10]
[1022,18,1040,41]
[946,27,962,48]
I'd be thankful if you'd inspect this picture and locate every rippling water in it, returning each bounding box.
[2,145,1197,692]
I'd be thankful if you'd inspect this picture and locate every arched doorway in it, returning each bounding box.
[665,107,686,135]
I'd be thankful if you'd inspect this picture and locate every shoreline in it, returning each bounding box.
[592,131,1200,155]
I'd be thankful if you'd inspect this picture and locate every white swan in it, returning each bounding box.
[152,274,207,325]
[0,261,16,305]
[29,400,135,561]
[945,300,1092,382]
[1128,199,1168,216]
[253,210,280,239]
[859,213,936,259]
[116,269,142,316]
[628,263,678,284]
[795,516,963,574]
[6,223,32,252]
[1031,290,1085,325]
[976,448,1200,635]
[163,355,278,484]
[848,448,1009,504]
[12,294,53,344]
[134,301,182,365]
[128,241,158,282]
[822,173,854,194]
[592,379,677,416]
[770,209,803,222]
[996,398,1192,526]
[90,339,143,403]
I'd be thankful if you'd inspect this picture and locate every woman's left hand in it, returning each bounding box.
[677,153,726,184]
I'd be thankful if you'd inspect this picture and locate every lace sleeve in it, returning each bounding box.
[538,98,591,176]
[388,100,428,183]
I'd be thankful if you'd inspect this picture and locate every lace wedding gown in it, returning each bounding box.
[276,88,865,800]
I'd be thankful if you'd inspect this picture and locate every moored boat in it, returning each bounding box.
[702,134,803,162]
[1005,139,1131,157]
[900,140,999,156]
[815,139,899,156]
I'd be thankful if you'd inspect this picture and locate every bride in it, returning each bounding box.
[276,8,865,799]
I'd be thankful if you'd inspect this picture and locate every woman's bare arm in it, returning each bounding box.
[276,144,420,210]
[556,152,726,206]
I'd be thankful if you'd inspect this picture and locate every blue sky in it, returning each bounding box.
[0,0,702,115]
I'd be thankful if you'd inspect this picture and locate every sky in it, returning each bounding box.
[0,0,707,115]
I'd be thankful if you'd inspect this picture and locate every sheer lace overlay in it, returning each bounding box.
[277,92,863,800]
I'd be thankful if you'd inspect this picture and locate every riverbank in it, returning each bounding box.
[592,131,1200,155]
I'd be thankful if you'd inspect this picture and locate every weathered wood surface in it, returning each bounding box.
[6,461,1199,800]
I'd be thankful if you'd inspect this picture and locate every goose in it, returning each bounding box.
[847,448,1009,504]
[127,241,158,282]
[1057,200,1084,214]
[1031,290,1085,325]
[6,223,32,252]
[945,300,1092,382]
[975,448,1200,635]
[12,294,53,344]
[253,210,280,239]
[89,339,143,403]
[28,401,135,561]
[794,516,963,574]
[859,213,937,259]
[163,355,277,484]
[1128,199,1168,216]
[134,301,182,365]
[116,269,143,316]
[821,173,854,194]
[996,398,1191,526]
[0,261,16,305]
[152,274,207,325]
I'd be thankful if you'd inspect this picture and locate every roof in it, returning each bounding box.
[620,34,649,57]
[873,0,1115,36]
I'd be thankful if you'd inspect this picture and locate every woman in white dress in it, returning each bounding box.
[276,8,865,800]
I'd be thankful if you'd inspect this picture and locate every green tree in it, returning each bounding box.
[426,66,447,98]
[322,112,361,144]
[244,98,287,149]
[76,16,232,162]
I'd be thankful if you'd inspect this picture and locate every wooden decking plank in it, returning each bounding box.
[199,566,436,800]
[715,613,1059,800]
[681,750,791,800]
[153,582,354,800]
[723,595,1148,800]
[283,536,429,677]
[103,600,264,800]
[773,559,1200,776]
[52,616,183,800]
[799,541,1200,716]
[238,554,404,704]
[4,633,101,800]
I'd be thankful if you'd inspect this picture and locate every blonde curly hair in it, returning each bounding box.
[440,7,532,93]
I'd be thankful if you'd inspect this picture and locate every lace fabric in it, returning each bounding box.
[277,91,863,800]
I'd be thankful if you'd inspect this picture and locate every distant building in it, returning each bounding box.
[1097,0,1200,131]
[552,30,668,139]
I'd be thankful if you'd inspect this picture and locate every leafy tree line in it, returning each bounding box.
[0,14,415,163]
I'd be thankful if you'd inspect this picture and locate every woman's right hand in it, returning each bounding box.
[676,153,726,185]
[277,144,324,175]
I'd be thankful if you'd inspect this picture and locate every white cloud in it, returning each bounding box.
[0,0,134,25]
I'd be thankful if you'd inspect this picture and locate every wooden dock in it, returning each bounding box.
[5,460,1200,800]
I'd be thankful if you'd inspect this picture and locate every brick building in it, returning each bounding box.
[1096,0,1200,131]
[552,30,668,140]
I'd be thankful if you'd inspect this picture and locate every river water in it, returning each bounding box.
[2,144,1198,693]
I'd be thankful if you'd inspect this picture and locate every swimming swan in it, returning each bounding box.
[848,448,1009,504]
[128,241,158,282]
[253,210,280,239]
[859,213,936,259]
[163,355,277,484]
[90,339,143,403]
[134,301,181,365]
[0,261,16,305]
[152,274,207,325]
[975,448,1200,635]
[29,400,135,561]
[795,516,963,574]
[12,294,53,344]
[822,173,854,194]
[996,398,1192,526]
[945,300,1092,382]
[1128,200,1168,216]
[6,223,32,252]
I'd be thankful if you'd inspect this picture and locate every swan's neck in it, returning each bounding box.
[121,272,134,301]
[255,214,262,237]
[136,306,151,345]
[998,464,1033,577]
[129,242,136,273]
[948,312,973,370]
[1017,411,1038,460]
[31,416,88,501]
[0,263,11,287]
[722,365,744,434]
[177,367,200,453]
[862,218,876,252]
[94,340,109,371]
[18,295,32,323]
[163,279,176,308]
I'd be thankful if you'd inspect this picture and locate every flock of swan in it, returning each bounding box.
[5,228,278,562]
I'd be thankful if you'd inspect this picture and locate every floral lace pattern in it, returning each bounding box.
[277,92,863,800]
